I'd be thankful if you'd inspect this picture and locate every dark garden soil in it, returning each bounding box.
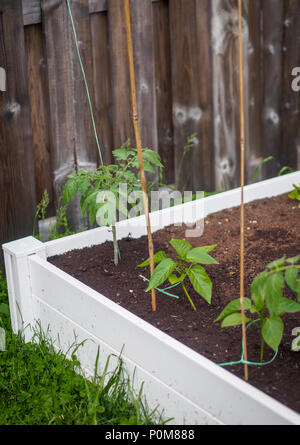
[49,192,300,415]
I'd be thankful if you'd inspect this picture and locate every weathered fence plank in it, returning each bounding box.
[41,0,97,227]
[22,0,42,26]
[22,0,162,24]
[0,0,36,258]
[194,0,214,192]
[152,0,174,184]
[261,0,284,178]
[108,0,134,149]
[169,0,214,192]
[245,0,263,183]
[89,0,107,14]
[108,0,158,157]
[130,0,158,158]
[90,11,113,165]
[24,24,54,208]
[211,0,243,191]
[280,0,300,170]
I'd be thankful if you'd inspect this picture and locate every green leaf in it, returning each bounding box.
[277,297,300,315]
[215,298,252,323]
[285,267,299,292]
[142,161,156,174]
[262,317,284,352]
[265,272,284,316]
[251,270,268,311]
[186,265,212,304]
[253,156,275,181]
[146,259,177,292]
[142,149,164,168]
[221,313,251,328]
[112,148,130,161]
[169,239,192,259]
[185,247,218,265]
[63,178,79,204]
[138,251,167,268]
[288,185,300,201]
[81,191,98,214]
[78,176,90,197]
[278,166,294,176]
[194,245,217,254]
[0,303,9,316]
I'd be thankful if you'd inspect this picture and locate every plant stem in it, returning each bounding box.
[112,225,118,267]
[181,282,197,312]
[260,333,264,362]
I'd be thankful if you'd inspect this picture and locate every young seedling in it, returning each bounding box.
[215,256,300,361]
[138,239,218,311]
[288,184,300,202]
[63,140,163,266]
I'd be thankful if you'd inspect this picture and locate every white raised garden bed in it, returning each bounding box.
[3,172,300,425]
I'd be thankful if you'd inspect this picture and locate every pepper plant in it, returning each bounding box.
[215,256,300,360]
[63,140,163,266]
[138,239,218,311]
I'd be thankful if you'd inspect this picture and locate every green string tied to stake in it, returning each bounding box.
[139,275,180,299]
[217,319,278,368]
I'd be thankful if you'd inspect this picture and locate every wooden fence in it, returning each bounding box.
[1,0,300,254]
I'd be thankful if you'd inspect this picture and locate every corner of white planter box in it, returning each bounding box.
[2,236,45,258]
[2,236,46,341]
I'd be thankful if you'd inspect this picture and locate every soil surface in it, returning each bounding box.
[49,193,300,416]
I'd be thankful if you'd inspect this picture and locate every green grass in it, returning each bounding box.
[0,271,166,425]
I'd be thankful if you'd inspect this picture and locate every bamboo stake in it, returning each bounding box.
[124,0,157,311]
[238,0,249,382]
